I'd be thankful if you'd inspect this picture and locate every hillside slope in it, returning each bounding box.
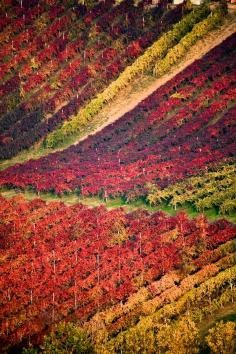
[0,0,189,159]
[87,13,236,145]
[0,195,235,352]
[0,9,235,171]
[1,33,235,219]
[0,2,235,354]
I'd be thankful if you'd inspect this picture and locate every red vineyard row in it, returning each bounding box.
[0,195,235,348]
[1,33,235,197]
[0,0,184,159]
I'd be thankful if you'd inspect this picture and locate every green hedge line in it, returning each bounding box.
[45,5,211,148]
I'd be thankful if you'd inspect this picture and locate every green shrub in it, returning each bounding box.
[41,322,94,354]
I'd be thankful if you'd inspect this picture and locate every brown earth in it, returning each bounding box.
[0,13,235,171]
[74,14,236,145]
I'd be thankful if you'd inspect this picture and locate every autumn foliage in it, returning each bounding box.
[1,33,235,201]
[0,195,235,350]
[0,2,235,353]
[0,0,185,159]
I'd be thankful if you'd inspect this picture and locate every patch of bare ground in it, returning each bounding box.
[74,14,236,145]
[0,14,235,170]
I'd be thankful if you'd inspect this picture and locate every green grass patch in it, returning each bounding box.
[1,187,235,223]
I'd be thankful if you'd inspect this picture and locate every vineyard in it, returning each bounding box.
[0,195,236,352]
[0,0,235,353]
[0,0,190,159]
[1,33,235,213]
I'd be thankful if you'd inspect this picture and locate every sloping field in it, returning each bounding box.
[1,33,235,215]
[0,0,188,159]
[0,195,235,352]
[0,1,235,353]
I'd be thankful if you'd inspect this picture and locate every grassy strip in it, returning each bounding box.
[1,187,235,223]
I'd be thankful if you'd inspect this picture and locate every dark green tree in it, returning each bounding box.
[23,322,94,354]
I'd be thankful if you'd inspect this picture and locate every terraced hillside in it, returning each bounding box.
[0,1,235,353]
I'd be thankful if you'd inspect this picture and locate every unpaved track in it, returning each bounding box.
[74,16,236,145]
[0,16,235,171]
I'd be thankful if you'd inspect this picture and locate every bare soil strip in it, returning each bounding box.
[74,16,236,145]
[0,14,235,171]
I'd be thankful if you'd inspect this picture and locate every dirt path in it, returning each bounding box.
[73,14,236,145]
[1,15,235,171]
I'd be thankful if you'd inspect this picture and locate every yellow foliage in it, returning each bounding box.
[114,326,155,354]
[30,57,39,70]
[206,321,236,354]
[45,6,210,148]
[109,220,128,245]
[19,82,26,98]
[156,317,200,354]
[35,13,49,31]
[153,9,223,77]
